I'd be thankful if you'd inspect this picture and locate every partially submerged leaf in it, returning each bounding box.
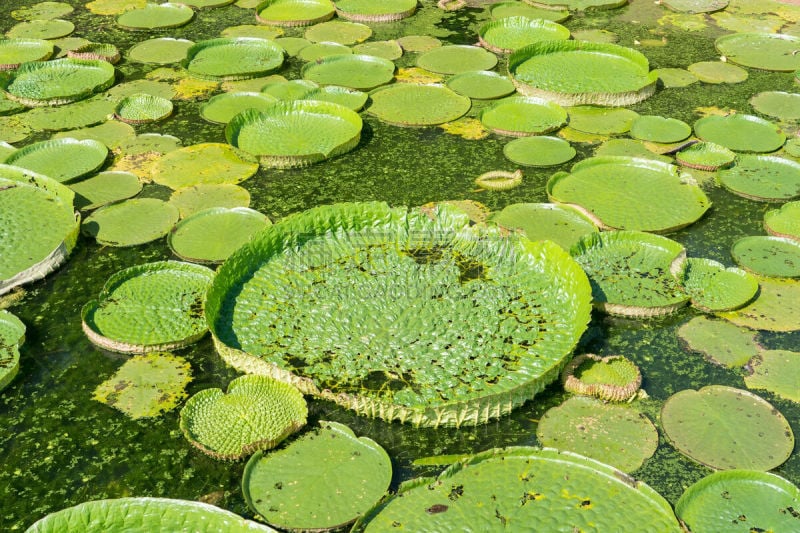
[744,350,800,403]
[677,315,760,368]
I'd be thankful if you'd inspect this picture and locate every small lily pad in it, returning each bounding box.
[199,91,277,124]
[744,350,800,403]
[445,71,515,100]
[630,115,691,143]
[114,93,173,124]
[0,309,24,392]
[719,156,800,202]
[6,19,74,40]
[69,171,142,211]
[715,33,800,72]
[677,315,760,368]
[256,0,335,27]
[184,38,285,82]
[661,385,794,470]
[731,235,800,278]
[490,202,597,250]
[653,67,698,88]
[567,106,639,135]
[301,54,394,90]
[474,169,523,191]
[169,184,250,218]
[561,354,642,402]
[12,2,74,21]
[301,86,367,111]
[718,276,800,332]
[2,58,116,107]
[750,91,800,122]
[693,114,786,153]
[128,38,194,65]
[334,0,417,22]
[168,207,271,264]
[687,61,748,84]
[151,143,259,189]
[478,16,570,54]
[351,40,403,60]
[679,257,759,312]
[5,138,108,183]
[675,141,735,171]
[490,1,569,22]
[416,45,498,75]
[116,2,194,30]
[304,20,371,45]
[480,96,567,136]
[82,198,179,247]
[396,34,441,52]
[764,201,800,241]
[503,136,577,167]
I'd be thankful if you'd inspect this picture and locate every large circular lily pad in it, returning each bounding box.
[731,235,800,278]
[128,37,195,65]
[300,54,394,90]
[718,276,800,332]
[5,138,108,183]
[416,45,498,75]
[114,94,173,124]
[82,198,179,247]
[715,33,800,72]
[676,470,800,533]
[243,421,391,530]
[480,96,567,136]
[180,374,307,460]
[116,2,194,30]
[675,141,735,171]
[152,143,259,189]
[1,58,116,107]
[367,83,471,127]
[478,16,570,54]
[719,156,800,202]
[334,0,417,22]
[693,114,786,153]
[200,91,278,124]
[547,156,711,233]
[570,230,689,317]
[256,0,335,26]
[205,202,592,427]
[750,91,800,122]
[661,385,794,471]
[168,207,271,264]
[225,100,362,168]
[445,70,515,100]
[490,202,597,250]
[356,447,682,531]
[0,165,79,295]
[629,115,691,143]
[678,257,759,312]
[169,183,250,218]
[509,41,657,106]
[0,39,54,70]
[69,171,142,211]
[184,38,285,81]
[677,316,760,368]
[566,105,639,135]
[303,20,371,45]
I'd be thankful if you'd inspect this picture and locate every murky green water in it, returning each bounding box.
[0,0,798,530]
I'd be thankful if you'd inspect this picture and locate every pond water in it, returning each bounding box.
[0,0,798,530]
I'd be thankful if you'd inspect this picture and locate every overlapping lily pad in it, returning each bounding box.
[567,105,639,135]
[693,114,785,153]
[653,67,697,88]
[205,202,592,427]
[352,40,402,60]
[547,156,711,232]
[509,41,657,106]
[301,54,394,90]
[334,0,417,22]
[92,353,192,419]
[490,202,597,250]
[661,385,794,470]
[731,236,800,278]
[180,374,307,460]
[169,184,250,218]
[67,42,120,64]
[355,447,681,531]
[301,85,367,111]
[0,165,79,295]
[25,497,278,532]
[744,349,800,403]
[81,261,214,353]
[679,257,759,312]
[715,33,800,72]
[718,276,800,332]
[304,20,371,45]
[416,45,498,75]
[445,70,515,100]
[629,115,691,143]
[0,39,54,70]
[676,470,800,533]
[750,91,800,122]
[243,421,391,530]
[128,38,194,65]
[169,207,271,264]
[225,100,362,168]
[478,16,570,54]
[0,309,25,391]
[675,141,735,171]
[571,230,689,317]
[0,58,116,107]
[184,38,285,81]
[200,91,277,124]
[152,143,259,188]
[69,171,142,211]
[480,96,567,136]
[677,316,760,367]
[114,94,173,124]
[720,156,800,202]
[116,2,194,30]
[5,138,108,183]
[537,396,657,472]
[256,0,335,26]
[367,83,471,127]
[764,201,800,241]
[82,198,179,247]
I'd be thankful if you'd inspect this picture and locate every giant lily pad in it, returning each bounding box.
[490,2,570,22]
[0,165,79,295]
[676,470,800,533]
[184,38,285,81]
[0,58,116,107]
[69,171,142,211]
[536,396,657,472]
[82,198,179,247]
[629,115,691,143]
[480,96,567,136]
[718,276,800,332]
[301,54,394,90]
[416,45,498,75]
[509,41,657,106]
[180,374,307,460]
[128,37,195,65]
[677,316,760,368]
[200,91,278,124]
[749,91,800,122]
[169,207,271,264]
[744,349,800,403]
[678,257,759,312]
[570,230,689,317]
[225,100,362,168]
[243,421,391,530]
[25,497,278,532]
[490,202,597,250]
[503,136,577,167]
[693,114,786,153]
[81,261,214,353]
[367,83,471,127]
[731,236,800,278]
[445,70,515,100]
[0,309,25,391]
[256,0,335,26]
[334,0,417,22]
[478,17,570,54]
[6,19,74,40]
[116,3,194,30]
[547,156,711,232]
[92,353,192,419]
[566,105,639,135]
[719,156,800,202]
[764,201,800,241]
[0,39,54,70]
[205,202,592,427]
[152,143,259,189]
[5,138,108,183]
[661,385,794,470]
[715,33,800,72]
[355,447,681,531]
[304,21,371,45]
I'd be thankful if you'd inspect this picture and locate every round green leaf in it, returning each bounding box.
[69,171,142,211]
[744,349,800,403]
[67,42,120,64]
[503,136,576,167]
[679,257,759,312]
[334,0,417,22]
[152,142,259,189]
[301,85,367,111]
[675,141,735,171]
[12,2,74,21]
[629,115,691,143]
[351,40,403,60]
[169,183,251,218]
[128,37,194,65]
[661,385,794,470]
[256,0,335,27]
[566,105,639,135]
[677,316,760,368]
[719,156,800,201]
[304,20,371,45]
[5,138,108,183]
[478,16,570,54]
[52,121,135,150]
[6,19,74,40]
[718,276,800,332]
[180,374,308,460]
[653,67,698,87]
[200,91,278,124]
[547,156,711,232]
[169,207,271,264]
[731,235,800,278]
[0,39,54,69]
[297,41,351,61]
[82,198,179,247]
[81,261,214,353]
[273,37,311,56]
[184,38,285,81]
[694,114,786,152]
[260,79,317,100]
[480,96,567,136]
[687,61,748,84]
[490,202,597,250]
[356,447,681,532]
[509,41,657,106]
[416,45,498,75]
[225,100,362,168]
[243,421,391,530]
[676,470,800,533]
[445,70,515,100]
[367,83,471,127]
[301,54,394,90]
[114,93,173,124]
[764,201,800,241]
[716,33,800,72]
[20,97,115,132]
[594,138,672,162]
[396,34,441,52]
[490,1,569,22]
[537,396,657,472]
[116,2,194,30]
[750,91,800,122]
[1,58,116,107]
